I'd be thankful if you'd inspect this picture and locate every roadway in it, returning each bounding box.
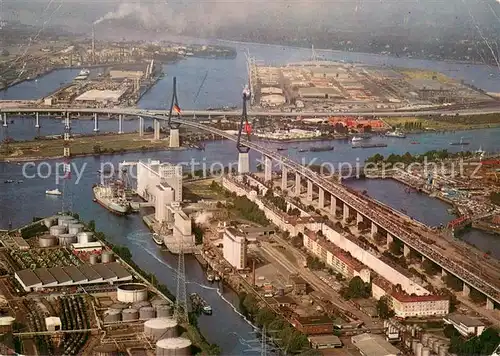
[173,118,500,306]
[3,105,500,118]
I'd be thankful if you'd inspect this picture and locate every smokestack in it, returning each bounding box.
[91,24,95,64]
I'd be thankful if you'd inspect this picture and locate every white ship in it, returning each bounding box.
[92,183,131,215]
[74,69,90,81]
[45,188,62,196]
[352,136,364,143]
[385,129,406,138]
[152,233,164,245]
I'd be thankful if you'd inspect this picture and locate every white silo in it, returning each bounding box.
[89,254,99,265]
[117,284,148,303]
[50,225,67,236]
[421,347,430,356]
[156,305,173,318]
[140,307,156,320]
[58,234,77,246]
[39,235,58,247]
[412,339,419,354]
[68,223,84,235]
[77,231,95,244]
[122,308,139,322]
[101,251,114,263]
[57,215,73,226]
[103,309,121,323]
[144,318,178,341]
[416,342,424,356]
[156,337,192,356]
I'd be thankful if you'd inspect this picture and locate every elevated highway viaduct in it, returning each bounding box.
[2,107,500,310]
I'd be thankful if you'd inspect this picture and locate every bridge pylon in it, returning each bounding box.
[237,87,252,174]
[167,77,182,148]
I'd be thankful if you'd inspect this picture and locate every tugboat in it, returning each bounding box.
[190,293,212,315]
[152,233,164,246]
[310,145,334,152]
[385,129,406,138]
[351,136,364,143]
[46,188,62,196]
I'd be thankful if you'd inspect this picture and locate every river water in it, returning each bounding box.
[1,41,500,354]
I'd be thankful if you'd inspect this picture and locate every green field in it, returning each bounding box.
[383,113,500,131]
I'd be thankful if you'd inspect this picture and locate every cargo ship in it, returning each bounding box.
[74,69,90,81]
[352,143,388,149]
[92,183,132,215]
[449,137,469,146]
[190,293,212,315]
[310,146,334,152]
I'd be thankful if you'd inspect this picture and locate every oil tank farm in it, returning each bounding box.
[50,225,67,236]
[156,337,192,356]
[101,251,114,263]
[117,283,148,303]
[57,215,73,226]
[77,231,95,244]
[139,306,156,320]
[144,318,178,341]
[39,235,58,248]
[103,309,122,323]
[122,308,139,321]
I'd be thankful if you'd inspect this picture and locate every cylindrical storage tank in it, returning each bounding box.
[426,337,435,348]
[68,223,84,235]
[433,339,443,353]
[140,307,156,320]
[122,308,139,321]
[101,251,114,263]
[416,343,424,356]
[145,318,178,341]
[412,339,419,354]
[438,345,448,356]
[117,284,148,303]
[92,344,118,356]
[39,235,58,248]
[422,347,430,356]
[77,231,95,244]
[103,309,121,323]
[156,305,173,318]
[57,215,73,226]
[110,303,128,310]
[156,337,192,356]
[58,234,77,246]
[151,298,170,307]
[61,218,77,227]
[421,334,430,346]
[43,217,57,228]
[50,225,67,236]
[89,254,99,265]
[133,301,151,309]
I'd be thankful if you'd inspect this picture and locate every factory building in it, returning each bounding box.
[74,89,125,104]
[137,160,183,223]
[162,204,195,253]
[108,63,149,80]
[15,262,132,292]
[298,86,344,100]
[223,227,247,270]
[351,333,400,356]
[443,313,485,337]
[291,315,334,335]
[260,94,286,107]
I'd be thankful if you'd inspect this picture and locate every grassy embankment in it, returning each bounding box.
[383,113,500,132]
[0,133,170,160]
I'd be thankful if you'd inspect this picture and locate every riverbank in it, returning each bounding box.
[383,114,500,133]
[0,132,187,161]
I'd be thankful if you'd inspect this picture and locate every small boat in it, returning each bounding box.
[46,188,62,196]
[352,143,388,149]
[385,129,406,138]
[298,149,308,153]
[4,180,14,184]
[190,293,212,315]
[17,180,24,184]
[152,233,163,246]
[411,141,420,144]
[276,147,287,151]
[352,136,364,143]
[450,137,469,146]
[310,146,334,152]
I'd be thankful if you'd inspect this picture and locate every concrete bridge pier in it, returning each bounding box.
[403,244,411,257]
[371,223,378,238]
[486,298,495,310]
[330,196,337,215]
[343,204,350,223]
[386,233,394,247]
[2,113,7,127]
[139,116,144,136]
[93,113,99,132]
[264,155,272,182]
[153,119,160,140]
[238,152,250,174]
[463,283,471,297]
[307,180,313,202]
[318,188,325,209]
[356,212,364,225]
[35,112,40,128]
[281,166,288,191]
[295,174,301,196]
[169,128,180,147]
[118,114,123,134]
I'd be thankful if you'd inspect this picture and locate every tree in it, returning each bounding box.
[87,220,96,232]
[256,308,275,328]
[341,276,371,300]
[389,240,402,255]
[376,296,395,319]
[422,259,439,275]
